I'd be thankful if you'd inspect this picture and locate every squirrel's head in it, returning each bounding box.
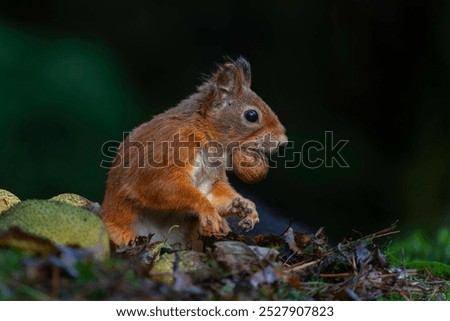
[198,57,287,183]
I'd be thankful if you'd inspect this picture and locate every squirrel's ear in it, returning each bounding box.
[213,57,251,96]
[214,62,243,96]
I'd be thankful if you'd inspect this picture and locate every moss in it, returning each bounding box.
[388,228,450,264]
[151,251,211,284]
[0,189,20,214]
[49,193,91,207]
[385,228,450,279]
[404,261,450,279]
[0,200,109,260]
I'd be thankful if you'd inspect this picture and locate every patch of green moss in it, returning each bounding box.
[49,193,90,207]
[404,261,450,279]
[385,228,450,279]
[0,200,109,260]
[0,189,20,214]
[387,228,450,264]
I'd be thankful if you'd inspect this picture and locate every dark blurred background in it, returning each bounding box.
[0,0,449,241]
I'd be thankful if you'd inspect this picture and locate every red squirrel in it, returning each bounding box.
[102,57,287,250]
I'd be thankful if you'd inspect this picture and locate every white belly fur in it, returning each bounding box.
[190,151,222,199]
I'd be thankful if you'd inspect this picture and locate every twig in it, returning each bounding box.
[326,226,400,256]
[351,252,357,274]
[398,289,411,301]
[427,286,440,301]
[283,251,298,267]
[371,230,401,239]
[377,270,418,279]
[280,218,293,236]
[344,288,362,301]
[426,280,450,285]
[401,249,408,285]
[315,227,325,238]
[319,273,351,278]
[286,260,320,272]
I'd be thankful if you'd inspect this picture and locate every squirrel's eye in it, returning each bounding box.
[244,109,259,123]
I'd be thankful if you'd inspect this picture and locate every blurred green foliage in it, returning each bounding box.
[387,228,450,265]
[0,249,44,300]
[386,228,450,280]
[0,23,146,201]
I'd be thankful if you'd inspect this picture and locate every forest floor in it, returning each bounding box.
[1,223,449,300]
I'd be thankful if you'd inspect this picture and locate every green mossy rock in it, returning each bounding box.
[0,189,21,214]
[0,200,109,260]
[151,251,212,284]
[50,193,90,207]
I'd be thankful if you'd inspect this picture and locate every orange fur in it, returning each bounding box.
[102,57,287,249]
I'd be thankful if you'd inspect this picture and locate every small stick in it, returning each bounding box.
[427,286,440,301]
[319,273,351,278]
[286,260,320,272]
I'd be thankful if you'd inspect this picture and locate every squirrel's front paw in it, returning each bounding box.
[229,197,260,232]
[199,214,230,236]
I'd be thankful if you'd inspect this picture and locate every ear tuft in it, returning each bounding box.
[235,56,251,87]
